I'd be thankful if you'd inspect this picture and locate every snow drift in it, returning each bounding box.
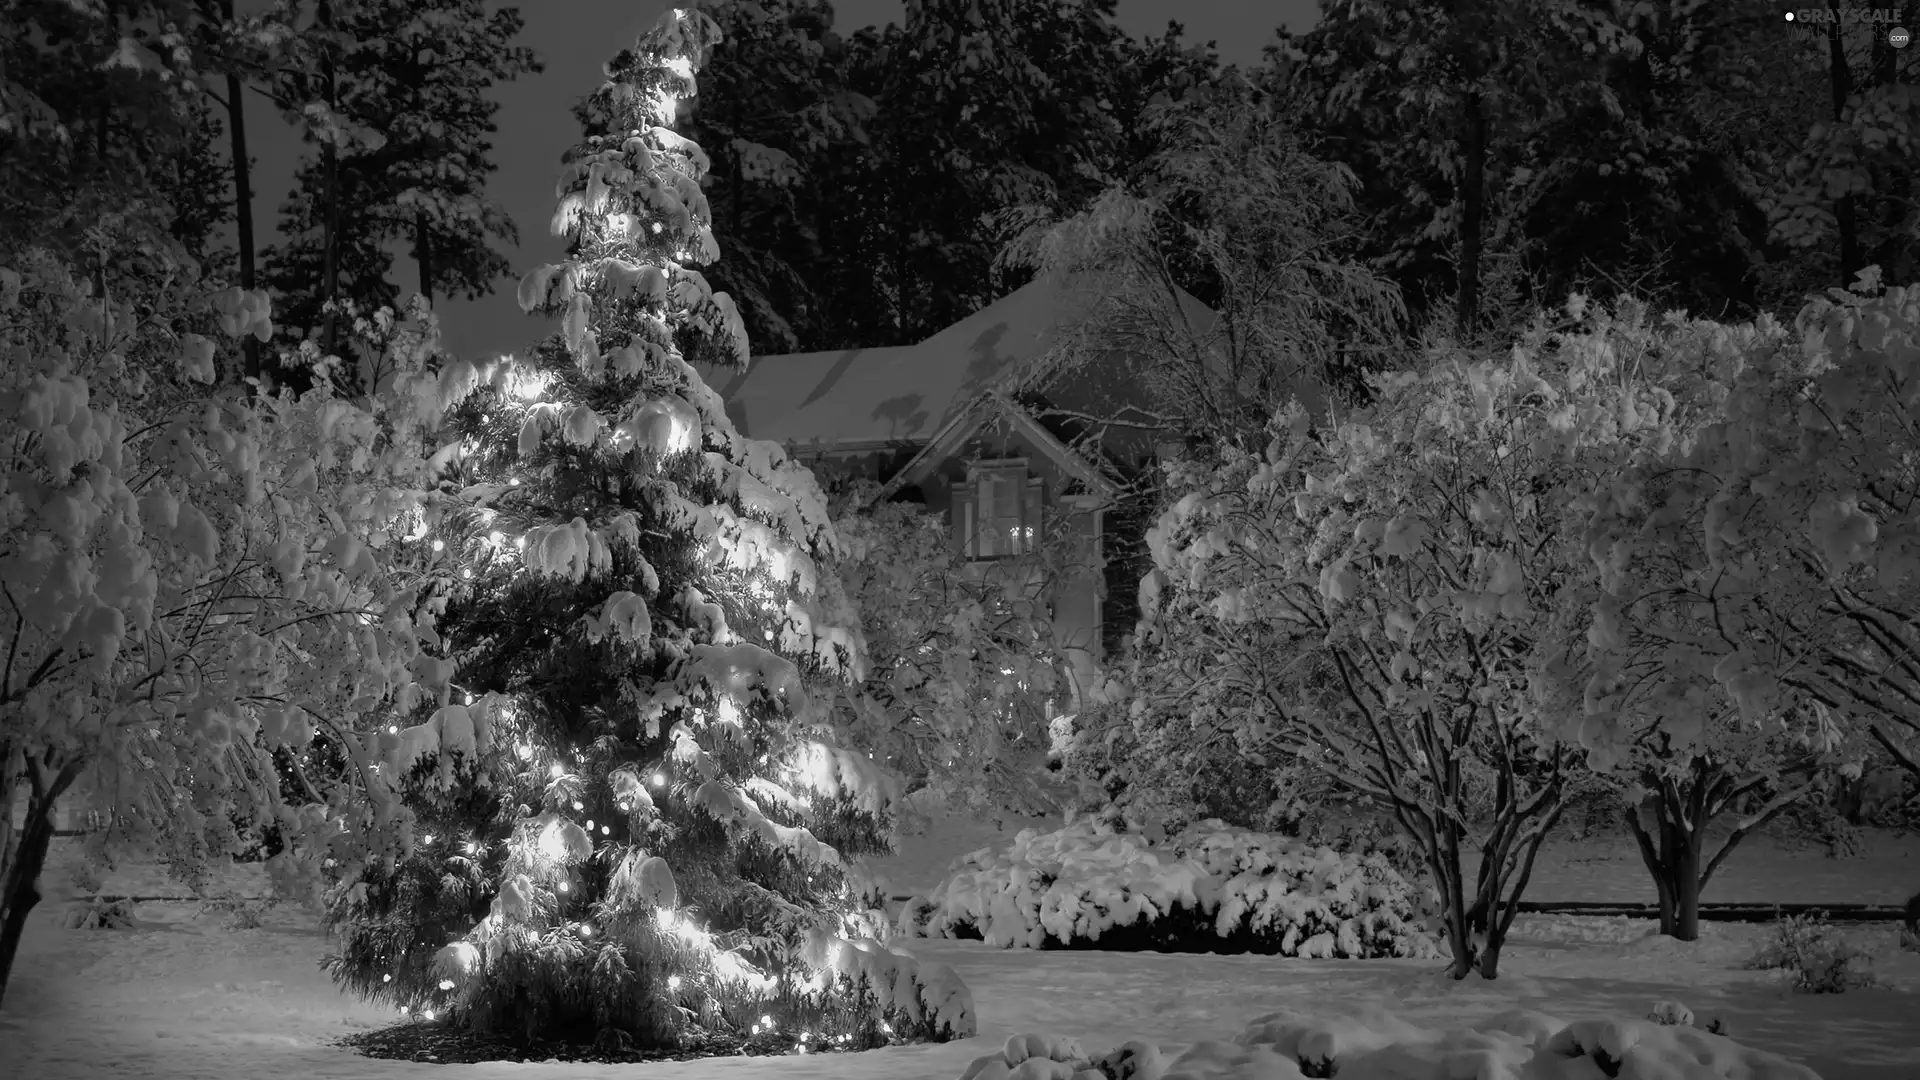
[954,1004,1823,1080]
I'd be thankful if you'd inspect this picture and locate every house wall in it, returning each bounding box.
[798,428,1107,710]
[921,426,1106,710]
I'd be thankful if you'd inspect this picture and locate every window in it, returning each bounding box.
[956,461,1042,559]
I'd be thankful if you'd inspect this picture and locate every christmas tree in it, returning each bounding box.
[318,7,975,1054]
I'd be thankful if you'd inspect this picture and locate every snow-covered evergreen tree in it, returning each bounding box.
[319,7,975,1053]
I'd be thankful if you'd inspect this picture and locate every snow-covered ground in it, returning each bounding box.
[2,814,1917,1080]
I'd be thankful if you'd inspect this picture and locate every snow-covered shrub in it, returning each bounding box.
[60,898,135,930]
[199,894,274,931]
[955,1005,1823,1080]
[1746,912,1878,993]
[63,854,107,897]
[905,818,1438,957]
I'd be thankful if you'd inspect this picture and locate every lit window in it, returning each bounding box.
[957,461,1041,559]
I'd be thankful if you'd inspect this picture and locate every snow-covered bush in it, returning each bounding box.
[954,1004,1823,1080]
[904,818,1438,958]
[1746,913,1878,994]
[60,898,135,931]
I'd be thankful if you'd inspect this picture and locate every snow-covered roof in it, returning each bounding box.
[700,272,1215,451]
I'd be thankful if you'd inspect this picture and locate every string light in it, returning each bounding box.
[517,743,533,761]
[422,1009,436,1021]
[571,800,584,811]
[432,539,445,552]
[550,763,565,778]
[667,975,682,990]
[650,771,665,788]
[438,979,455,990]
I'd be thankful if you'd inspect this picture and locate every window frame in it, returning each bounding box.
[955,458,1043,561]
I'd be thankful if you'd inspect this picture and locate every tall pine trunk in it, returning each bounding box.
[1455,91,1486,338]
[318,0,343,361]
[213,0,260,382]
[414,209,435,305]
[1826,0,1861,287]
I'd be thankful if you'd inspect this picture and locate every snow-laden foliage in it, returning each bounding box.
[1503,297,1860,940]
[0,246,449,1003]
[317,8,965,1053]
[1126,345,1605,978]
[1583,274,1920,798]
[828,482,1067,818]
[903,818,1437,959]
[796,926,976,1042]
[953,1003,1822,1080]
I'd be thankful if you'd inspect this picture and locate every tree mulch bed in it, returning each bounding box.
[337,1019,837,1065]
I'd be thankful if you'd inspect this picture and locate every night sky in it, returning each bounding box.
[241,0,1320,360]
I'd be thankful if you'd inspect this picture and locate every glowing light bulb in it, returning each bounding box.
[431,539,445,552]
[422,834,435,845]
[388,725,399,735]
[550,763,564,778]
[667,975,682,990]
[760,1015,774,1029]
[383,974,392,983]
[571,800,583,811]
[399,1005,409,1015]
[585,819,595,831]
[601,825,610,835]
[516,743,533,761]
[438,979,454,990]
[617,801,630,811]
[464,694,473,705]
[488,531,505,547]
[578,923,592,937]
[558,881,570,893]
[650,771,665,788]
[464,841,479,855]
[422,1009,436,1021]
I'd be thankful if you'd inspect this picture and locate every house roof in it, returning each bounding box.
[698,271,1215,452]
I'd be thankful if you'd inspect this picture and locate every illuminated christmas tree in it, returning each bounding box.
[319,7,975,1054]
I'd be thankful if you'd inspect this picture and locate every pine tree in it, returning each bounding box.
[318,7,975,1054]
[264,0,538,350]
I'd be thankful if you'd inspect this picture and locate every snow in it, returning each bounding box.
[5,825,1917,1080]
[904,818,1436,957]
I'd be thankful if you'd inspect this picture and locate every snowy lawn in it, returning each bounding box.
[4,896,1918,1080]
[3,821,1916,1080]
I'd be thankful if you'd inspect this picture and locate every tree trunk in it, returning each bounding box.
[1827,1,1861,287]
[413,208,434,306]
[0,756,81,1008]
[0,800,55,1009]
[212,0,262,384]
[318,0,342,361]
[1628,780,1708,941]
[1455,91,1486,338]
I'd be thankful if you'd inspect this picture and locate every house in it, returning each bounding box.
[700,272,1217,707]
